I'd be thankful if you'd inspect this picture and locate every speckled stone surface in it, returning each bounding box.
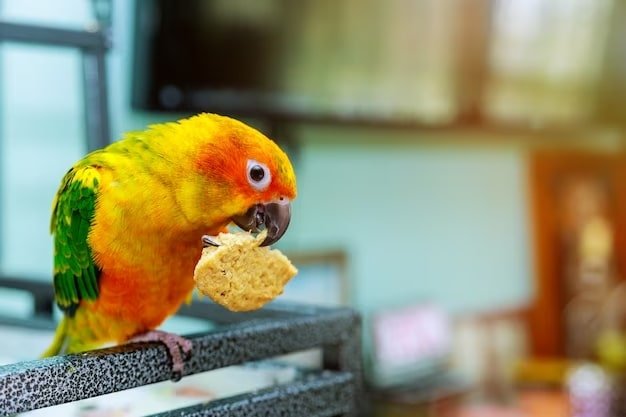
[150,371,354,417]
[0,305,361,416]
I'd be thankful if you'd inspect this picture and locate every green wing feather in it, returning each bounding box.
[51,166,101,316]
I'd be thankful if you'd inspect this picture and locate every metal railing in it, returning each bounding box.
[0,279,362,416]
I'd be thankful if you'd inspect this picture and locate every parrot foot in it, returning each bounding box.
[128,330,193,382]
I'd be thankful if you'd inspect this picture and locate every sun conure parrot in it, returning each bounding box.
[41,113,296,378]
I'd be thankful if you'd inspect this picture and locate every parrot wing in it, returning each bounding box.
[51,165,101,316]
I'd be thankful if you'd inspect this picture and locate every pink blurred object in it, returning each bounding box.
[567,364,612,417]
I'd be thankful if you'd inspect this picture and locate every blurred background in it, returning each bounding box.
[1,0,626,415]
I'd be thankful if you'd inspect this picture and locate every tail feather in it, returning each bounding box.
[41,317,68,358]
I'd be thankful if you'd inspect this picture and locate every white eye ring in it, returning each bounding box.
[246,160,271,191]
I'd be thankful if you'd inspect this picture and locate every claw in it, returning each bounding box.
[128,330,193,381]
[201,235,220,247]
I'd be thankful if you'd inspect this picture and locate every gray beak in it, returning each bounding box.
[231,201,292,246]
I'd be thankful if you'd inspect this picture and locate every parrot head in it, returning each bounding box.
[168,114,297,246]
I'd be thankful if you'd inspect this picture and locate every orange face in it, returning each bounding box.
[192,117,297,246]
[195,131,296,202]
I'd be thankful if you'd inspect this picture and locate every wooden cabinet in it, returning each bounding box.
[528,151,626,357]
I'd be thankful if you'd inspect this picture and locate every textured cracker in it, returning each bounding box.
[193,231,298,312]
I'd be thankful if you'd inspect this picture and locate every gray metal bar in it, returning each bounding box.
[0,20,111,152]
[0,276,55,320]
[0,308,359,415]
[0,316,56,331]
[0,276,346,326]
[178,300,339,324]
[150,371,354,417]
[82,49,110,151]
[323,316,363,417]
[0,276,53,299]
[0,21,107,50]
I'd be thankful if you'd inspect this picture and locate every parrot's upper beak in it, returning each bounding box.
[231,200,291,246]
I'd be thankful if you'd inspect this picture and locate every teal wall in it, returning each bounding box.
[0,0,534,316]
[280,128,532,314]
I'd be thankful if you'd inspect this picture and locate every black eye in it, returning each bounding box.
[247,160,271,190]
[249,165,265,182]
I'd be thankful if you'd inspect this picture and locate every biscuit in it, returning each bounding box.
[193,231,298,312]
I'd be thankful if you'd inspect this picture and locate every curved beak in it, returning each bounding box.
[231,200,291,246]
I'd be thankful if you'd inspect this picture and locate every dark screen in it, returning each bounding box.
[132,0,290,112]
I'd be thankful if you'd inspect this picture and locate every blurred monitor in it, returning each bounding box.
[132,0,626,127]
[133,0,286,114]
[370,303,453,388]
[131,0,466,123]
